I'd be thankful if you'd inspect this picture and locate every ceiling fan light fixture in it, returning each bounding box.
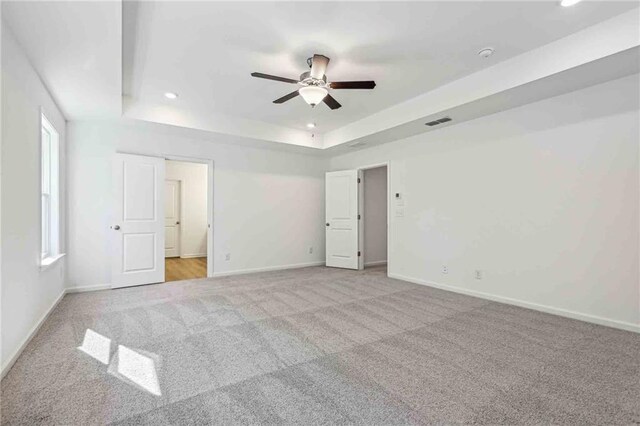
[299,86,328,107]
[251,54,375,110]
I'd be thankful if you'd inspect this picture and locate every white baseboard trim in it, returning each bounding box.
[212,261,325,278]
[180,253,207,259]
[365,260,388,267]
[388,273,640,334]
[66,283,112,293]
[1,288,67,380]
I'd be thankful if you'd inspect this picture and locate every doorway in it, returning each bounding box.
[164,159,209,282]
[111,153,213,289]
[361,165,388,269]
[325,163,389,272]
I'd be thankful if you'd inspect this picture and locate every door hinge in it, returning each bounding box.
[357,178,361,183]
[358,214,361,220]
[358,251,361,257]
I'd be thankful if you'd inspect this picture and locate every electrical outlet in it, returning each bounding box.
[225,253,231,261]
[308,246,313,254]
[475,270,482,280]
[442,265,448,274]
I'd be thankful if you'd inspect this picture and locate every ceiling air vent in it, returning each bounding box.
[425,117,452,127]
[349,141,367,148]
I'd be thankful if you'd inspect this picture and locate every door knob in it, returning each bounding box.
[113,225,120,230]
[176,221,180,225]
[326,223,330,227]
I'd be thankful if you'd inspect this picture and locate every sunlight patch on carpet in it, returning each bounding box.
[109,345,162,396]
[77,329,111,364]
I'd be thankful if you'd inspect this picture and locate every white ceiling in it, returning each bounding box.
[2,1,637,152]
[123,1,637,133]
[2,0,122,119]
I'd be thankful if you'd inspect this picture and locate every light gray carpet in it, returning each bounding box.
[2,266,639,425]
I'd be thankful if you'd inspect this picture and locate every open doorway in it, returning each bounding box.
[164,159,209,282]
[325,164,389,272]
[360,165,388,270]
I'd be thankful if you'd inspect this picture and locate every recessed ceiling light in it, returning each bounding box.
[307,122,316,129]
[477,47,494,59]
[560,0,583,6]
[164,92,178,99]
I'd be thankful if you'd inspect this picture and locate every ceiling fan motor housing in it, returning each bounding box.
[299,71,327,86]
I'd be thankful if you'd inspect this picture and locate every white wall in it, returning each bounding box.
[1,25,67,373]
[67,120,327,287]
[165,160,208,258]
[363,166,387,266]
[331,74,640,332]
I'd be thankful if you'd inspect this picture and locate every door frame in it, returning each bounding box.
[356,161,390,276]
[117,151,215,278]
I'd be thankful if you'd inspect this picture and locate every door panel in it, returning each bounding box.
[123,233,156,271]
[325,170,359,269]
[112,153,165,288]
[164,180,181,258]
[124,164,156,220]
[165,227,178,253]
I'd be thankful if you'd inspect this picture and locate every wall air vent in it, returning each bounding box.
[425,117,452,126]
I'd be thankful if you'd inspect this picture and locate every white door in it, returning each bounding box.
[112,153,165,288]
[164,180,181,258]
[325,169,360,269]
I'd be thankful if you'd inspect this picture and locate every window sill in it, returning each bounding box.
[40,253,66,271]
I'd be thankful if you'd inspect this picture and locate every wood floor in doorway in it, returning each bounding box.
[165,257,207,282]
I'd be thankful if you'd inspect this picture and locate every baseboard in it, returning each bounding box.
[388,273,640,334]
[65,283,112,293]
[1,288,67,380]
[365,260,388,267]
[180,253,207,259]
[65,261,325,289]
[212,261,325,277]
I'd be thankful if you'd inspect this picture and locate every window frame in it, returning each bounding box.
[40,111,62,267]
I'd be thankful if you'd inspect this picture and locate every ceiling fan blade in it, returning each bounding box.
[323,94,342,110]
[251,72,299,84]
[310,54,330,80]
[329,81,376,89]
[273,90,300,104]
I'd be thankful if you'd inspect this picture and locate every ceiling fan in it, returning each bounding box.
[251,54,376,110]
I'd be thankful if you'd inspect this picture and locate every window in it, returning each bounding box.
[41,113,60,264]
